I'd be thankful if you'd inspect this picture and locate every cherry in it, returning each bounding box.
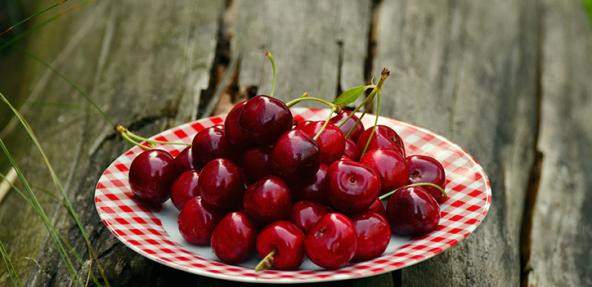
[129,149,177,205]
[298,121,345,163]
[351,211,391,261]
[224,101,252,147]
[327,160,380,213]
[240,146,272,183]
[270,129,320,182]
[343,138,357,159]
[211,211,257,264]
[256,221,305,270]
[360,149,408,194]
[178,197,222,245]
[290,201,332,233]
[192,125,236,168]
[170,171,200,210]
[386,186,440,236]
[305,213,357,269]
[239,95,293,145]
[356,125,405,159]
[172,146,196,173]
[368,199,386,217]
[292,164,328,204]
[329,110,365,141]
[198,159,246,211]
[406,155,447,203]
[243,176,292,224]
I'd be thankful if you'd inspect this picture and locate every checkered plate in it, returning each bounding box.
[95,108,492,283]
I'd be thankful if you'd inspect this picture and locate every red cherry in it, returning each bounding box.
[386,186,440,236]
[305,213,357,269]
[198,159,246,211]
[350,211,391,261]
[239,95,293,145]
[360,149,408,194]
[211,211,257,264]
[192,125,236,168]
[243,176,292,224]
[298,121,345,163]
[406,155,447,203]
[129,149,177,205]
[327,160,380,213]
[329,110,365,141]
[241,146,272,183]
[224,101,252,147]
[270,129,320,182]
[256,221,305,270]
[172,146,196,173]
[170,171,200,210]
[290,201,332,233]
[178,197,222,245]
[292,164,328,204]
[355,125,405,159]
[343,138,357,159]
[368,199,386,217]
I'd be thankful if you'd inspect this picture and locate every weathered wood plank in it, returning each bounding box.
[373,0,540,285]
[525,0,592,286]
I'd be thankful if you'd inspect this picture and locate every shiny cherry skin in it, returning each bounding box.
[178,197,222,245]
[192,125,236,168]
[224,101,252,147]
[343,138,357,159]
[211,211,257,264]
[129,149,177,205]
[198,159,246,211]
[256,221,305,270]
[329,110,365,141]
[298,121,345,163]
[172,146,196,173]
[368,199,386,217]
[386,186,440,236]
[292,164,328,204]
[351,211,391,261]
[239,95,293,145]
[243,176,292,224]
[356,125,405,159]
[406,155,447,203]
[241,146,272,183]
[170,171,200,210]
[270,129,320,182]
[290,201,333,232]
[360,149,408,194]
[327,160,380,213]
[305,213,357,269]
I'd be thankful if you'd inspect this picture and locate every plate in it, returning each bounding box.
[95,108,492,283]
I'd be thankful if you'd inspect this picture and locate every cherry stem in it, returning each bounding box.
[255,249,276,272]
[286,96,338,110]
[313,107,336,141]
[360,68,390,157]
[336,89,375,129]
[115,125,191,149]
[378,182,447,201]
[265,51,277,98]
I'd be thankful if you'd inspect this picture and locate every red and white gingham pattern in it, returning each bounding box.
[95,108,492,283]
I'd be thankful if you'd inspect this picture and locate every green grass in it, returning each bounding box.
[584,0,592,24]
[0,240,23,287]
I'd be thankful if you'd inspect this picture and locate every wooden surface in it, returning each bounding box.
[0,0,590,286]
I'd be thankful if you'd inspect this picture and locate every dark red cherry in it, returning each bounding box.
[172,146,196,173]
[211,211,257,264]
[239,95,293,145]
[368,199,386,217]
[351,211,391,261]
[256,221,305,270]
[386,186,440,236]
[305,213,357,269]
[129,149,177,205]
[198,159,246,211]
[243,176,292,224]
[329,110,365,141]
[343,138,357,159]
[406,155,447,203]
[356,125,405,159]
[170,171,200,210]
[192,125,236,168]
[224,101,252,147]
[327,160,380,213]
[290,201,332,233]
[292,164,328,204]
[270,129,320,182]
[360,149,408,194]
[241,146,272,183]
[178,197,222,245]
[298,121,345,163]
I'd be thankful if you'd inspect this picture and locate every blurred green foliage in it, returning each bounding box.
[585,0,592,24]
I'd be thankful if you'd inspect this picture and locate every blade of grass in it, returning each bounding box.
[0,240,23,287]
[0,1,69,38]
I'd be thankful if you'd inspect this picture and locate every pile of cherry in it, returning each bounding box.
[127,71,447,271]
